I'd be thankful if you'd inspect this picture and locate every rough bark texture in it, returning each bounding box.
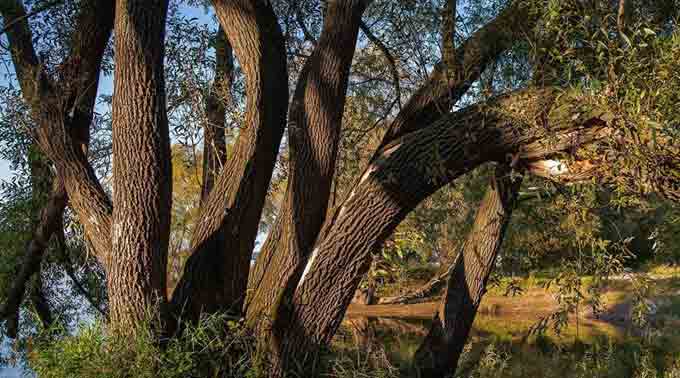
[246,0,369,327]
[201,27,233,203]
[414,165,522,378]
[1,0,114,258]
[0,0,113,334]
[270,89,611,372]
[171,0,288,320]
[108,0,172,328]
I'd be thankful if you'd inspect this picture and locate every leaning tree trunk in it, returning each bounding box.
[413,164,522,378]
[170,0,289,322]
[0,166,66,338]
[108,0,172,328]
[0,0,113,336]
[379,263,453,305]
[245,0,369,328]
[268,89,612,375]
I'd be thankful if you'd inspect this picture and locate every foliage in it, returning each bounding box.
[28,314,264,378]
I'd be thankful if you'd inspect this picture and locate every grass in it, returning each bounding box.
[23,264,680,377]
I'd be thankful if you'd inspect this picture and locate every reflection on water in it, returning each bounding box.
[337,311,626,368]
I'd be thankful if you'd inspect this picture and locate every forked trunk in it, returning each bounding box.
[267,89,611,375]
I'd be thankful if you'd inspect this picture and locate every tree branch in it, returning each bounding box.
[0,0,63,37]
[359,21,401,109]
[1,0,115,259]
[171,0,289,322]
[0,178,66,338]
[379,0,541,147]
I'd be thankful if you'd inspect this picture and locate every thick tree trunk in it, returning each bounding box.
[248,3,541,328]
[201,27,233,203]
[170,0,288,321]
[269,89,611,373]
[246,0,369,328]
[108,0,172,328]
[413,165,522,378]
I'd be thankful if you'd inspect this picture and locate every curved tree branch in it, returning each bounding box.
[0,178,66,338]
[245,0,371,332]
[171,0,289,322]
[0,0,115,259]
[379,0,541,147]
[359,20,401,109]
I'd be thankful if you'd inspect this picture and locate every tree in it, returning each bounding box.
[1,0,678,376]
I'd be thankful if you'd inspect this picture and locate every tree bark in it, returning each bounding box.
[414,164,522,378]
[170,0,288,321]
[0,0,114,259]
[0,0,113,335]
[201,27,233,203]
[108,0,172,328]
[269,88,612,373]
[245,0,370,328]
[379,263,453,305]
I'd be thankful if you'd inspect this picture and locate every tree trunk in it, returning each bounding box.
[246,0,369,328]
[379,264,452,305]
[108,0,172,328]
[201,27,233,203]
[413,164,522,378]
[170,0,288,321]
[0,0,113,336]
[1,0,115,260]
[268,89,611,374]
